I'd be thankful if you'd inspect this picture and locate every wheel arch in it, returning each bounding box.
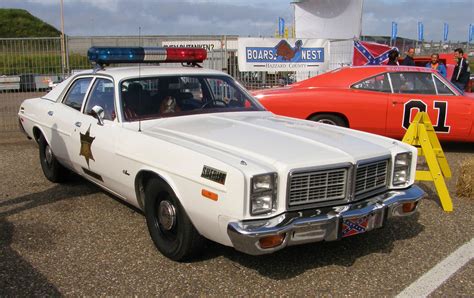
[134,169,180,211]
[32,125,47,144]
[306,111,350,127]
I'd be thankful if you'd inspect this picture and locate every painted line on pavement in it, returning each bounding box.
[397,237,474,298]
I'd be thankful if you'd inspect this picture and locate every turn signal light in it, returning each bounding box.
[259,234,285,249]
[402,202,417,213]
[201,189,218,201]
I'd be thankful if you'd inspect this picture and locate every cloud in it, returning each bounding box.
[1,0,472,41]
[1,0,289,36]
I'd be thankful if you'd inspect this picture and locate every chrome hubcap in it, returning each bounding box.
[158,200,176,231]
[318,119,337,125]
[45,145,53,165]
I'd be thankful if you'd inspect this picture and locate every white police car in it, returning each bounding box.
[18,47,425,261]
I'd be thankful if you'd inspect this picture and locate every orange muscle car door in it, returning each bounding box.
[349,73,390,135]
[386,72,472,141]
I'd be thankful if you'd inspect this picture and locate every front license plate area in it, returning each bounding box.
[342,216,369,238]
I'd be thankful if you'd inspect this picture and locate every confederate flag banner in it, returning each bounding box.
[353,41,396,66]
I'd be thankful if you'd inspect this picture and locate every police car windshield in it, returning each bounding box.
[120,75,264,121]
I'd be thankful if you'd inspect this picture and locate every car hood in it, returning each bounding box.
[140,111,401,170]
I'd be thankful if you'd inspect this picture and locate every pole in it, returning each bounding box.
[293,3,296,38]
[60,0,66,76]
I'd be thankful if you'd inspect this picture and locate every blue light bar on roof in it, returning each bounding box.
[87,47,207,65]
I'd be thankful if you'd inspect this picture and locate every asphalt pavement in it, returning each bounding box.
[0,132,472,296]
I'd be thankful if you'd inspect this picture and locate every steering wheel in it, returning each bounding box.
[200,99,228,109]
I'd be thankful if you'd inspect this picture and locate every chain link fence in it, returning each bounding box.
[1,36,473,132]
[0,37,64,131]
[0,35,294,132]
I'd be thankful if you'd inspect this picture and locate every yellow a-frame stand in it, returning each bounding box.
[402,112,453,212]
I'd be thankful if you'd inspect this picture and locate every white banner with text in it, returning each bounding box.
[238,38,329,72]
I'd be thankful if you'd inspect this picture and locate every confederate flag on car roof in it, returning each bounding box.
[353,41,397,66]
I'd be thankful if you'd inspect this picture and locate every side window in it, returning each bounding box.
[84,78,116,121]
[206,77,253,107]
[434,76,455,95]
[63,77,93,111]
[390,72,436,94]
[352,74,391,93]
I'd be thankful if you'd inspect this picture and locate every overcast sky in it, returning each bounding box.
[1,0,473,41]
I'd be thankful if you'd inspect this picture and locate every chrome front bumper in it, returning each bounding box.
[227,185,425,255]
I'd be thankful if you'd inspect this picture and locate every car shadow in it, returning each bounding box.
[196,213,423,279]
[0,176,101,295]
[0,176,99,219]
[441,141,474,153]
[0,219,61,295]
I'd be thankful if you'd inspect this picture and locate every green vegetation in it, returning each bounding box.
[0,53,90,75]
[0,9,60,38]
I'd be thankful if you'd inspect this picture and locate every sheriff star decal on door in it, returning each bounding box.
[80,125,95,167]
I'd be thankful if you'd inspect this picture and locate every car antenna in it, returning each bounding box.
[138,26,142,132]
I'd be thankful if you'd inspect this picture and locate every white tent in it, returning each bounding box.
[294,0,364,39]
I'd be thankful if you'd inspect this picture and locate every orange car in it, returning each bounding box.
[253,66,474,142]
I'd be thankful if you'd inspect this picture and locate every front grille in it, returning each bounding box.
[288,168,347,206]
[355,159,389,195]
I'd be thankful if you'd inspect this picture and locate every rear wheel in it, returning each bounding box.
[144,178,204,261]
[309,114,347,127]
[38,134,68,183]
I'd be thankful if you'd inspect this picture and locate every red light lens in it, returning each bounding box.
[259,234,285,249]
[402,202,418,213]
[165,48,207,63]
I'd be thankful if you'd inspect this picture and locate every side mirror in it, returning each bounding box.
[91,105,105,126]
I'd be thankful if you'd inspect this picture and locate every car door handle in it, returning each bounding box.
[47,111,54,116]
[392,101,403,105]
[75,122,82,128]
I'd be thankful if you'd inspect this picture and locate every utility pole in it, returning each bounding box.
[60,0,66,76]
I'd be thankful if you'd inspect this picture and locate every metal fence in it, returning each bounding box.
[1,36,472,132]
[0,36,296,132]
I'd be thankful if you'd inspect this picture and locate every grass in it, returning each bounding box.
[456,157,474,198]
[0,53,90,75]
[0,9,60,38]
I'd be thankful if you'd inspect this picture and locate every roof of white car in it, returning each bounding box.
[76,65,227,81]
[42,65,230,101]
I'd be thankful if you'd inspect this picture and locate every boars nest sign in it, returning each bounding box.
[237,38,329,72]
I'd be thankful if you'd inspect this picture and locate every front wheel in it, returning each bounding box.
[144,178,204,261]
[309,114,347,127]
[38,134,68,183]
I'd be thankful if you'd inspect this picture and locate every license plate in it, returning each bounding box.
[342,216,369,238]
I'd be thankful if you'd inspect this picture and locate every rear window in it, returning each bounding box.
[352,73,391,93]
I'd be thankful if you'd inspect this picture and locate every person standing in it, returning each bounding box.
[401,47,416,66]
[451,48,470,91]
[426,53,447,78]
[387,49,399,65]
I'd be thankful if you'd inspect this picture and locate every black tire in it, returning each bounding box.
[38,134,68,183]
[309,114,347,127]
[144,178,205,261]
